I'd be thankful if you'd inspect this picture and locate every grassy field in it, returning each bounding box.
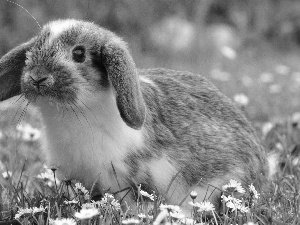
[1,52,300,224]
[0,110,300,225]
[1,16,300,225]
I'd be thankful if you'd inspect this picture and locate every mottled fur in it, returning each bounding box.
[0,19,268,211]
[140,69,267,182]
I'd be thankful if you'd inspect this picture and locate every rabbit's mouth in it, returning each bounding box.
[21,71,77,104]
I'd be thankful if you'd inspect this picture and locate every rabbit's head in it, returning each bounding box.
[0,19,145,129]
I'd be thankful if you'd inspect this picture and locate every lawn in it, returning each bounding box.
[1,1,300,223]
[0,45,300,224]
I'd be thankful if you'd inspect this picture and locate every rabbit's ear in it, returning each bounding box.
[100,40,145,129]
[0,38,35,101]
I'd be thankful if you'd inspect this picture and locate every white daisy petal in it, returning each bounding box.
[74,208,99,220]
[222,179,246,194]
[197,201,215,212]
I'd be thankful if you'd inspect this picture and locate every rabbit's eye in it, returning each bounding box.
[72,46,86,63]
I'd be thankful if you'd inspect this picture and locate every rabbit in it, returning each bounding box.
[0,19,268,211]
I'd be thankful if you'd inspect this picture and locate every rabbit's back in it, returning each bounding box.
[138,68,267,188]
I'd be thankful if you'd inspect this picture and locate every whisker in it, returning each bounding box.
[70,87,103,125]
[68,96,96,152]
[0,95,25,120]
[70,89,102,126]
[61,103,69,121]
[67,103,85,137]
[12,97,27,125]
[6,0,41,29]
[63,103,74,122]
[69,88,105,150]
[17,100,31,126]
[78,98,101,126]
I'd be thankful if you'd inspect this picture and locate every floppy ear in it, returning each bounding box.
[0,39,35,101]
[101,39,146,130]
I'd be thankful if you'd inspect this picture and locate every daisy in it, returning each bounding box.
[82,202,96,209]
[197,201,215,212]
[16,123,41,142]
[110,199,121,210]
[52,218,77,225]
[64,199,79,205]
[37,168,60,187]
[275,64,290,75]
[190,191,197,200]
[220,46,237,60]
[148,215,154,220]
[74,183,89,195]
[159,204,181,213]
[100,193,114,205]
[122,218,140,224]
[222,179,245,194]
[233,94,249,106]
[180,217,195,225]
[225,201,238,211]
[138,213,146,219]
[262,122,273,136]
[137,213,153,221]
[140,190,155,201]
[244,222,258,225]
[221,195,248,212]
[32,206,45,214]
[15,207,33,219]
[74,208,99,220]
[249,184,260,199]
[100,193,121,210]
[101,193,114,202]
[90,200,101,208]
[188,201,201,208]
[2,171,12,179]
[84,193,91,200]
[238,205,249,213]
[170,211,185,219]
[37,170,53,180]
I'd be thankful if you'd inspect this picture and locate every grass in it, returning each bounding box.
[0,1,300,223]
[1,40,300,224]
[0,103,300,225]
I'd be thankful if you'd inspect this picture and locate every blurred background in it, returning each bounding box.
[1,0,300,197]
[1,0,300,121]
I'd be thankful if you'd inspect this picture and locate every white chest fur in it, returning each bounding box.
[37,90,144,190]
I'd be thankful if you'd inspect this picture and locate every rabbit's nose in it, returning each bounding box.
[30,75,53,89]
[35,77,47,84]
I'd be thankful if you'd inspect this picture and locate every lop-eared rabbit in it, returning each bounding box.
[0,19,267,210]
